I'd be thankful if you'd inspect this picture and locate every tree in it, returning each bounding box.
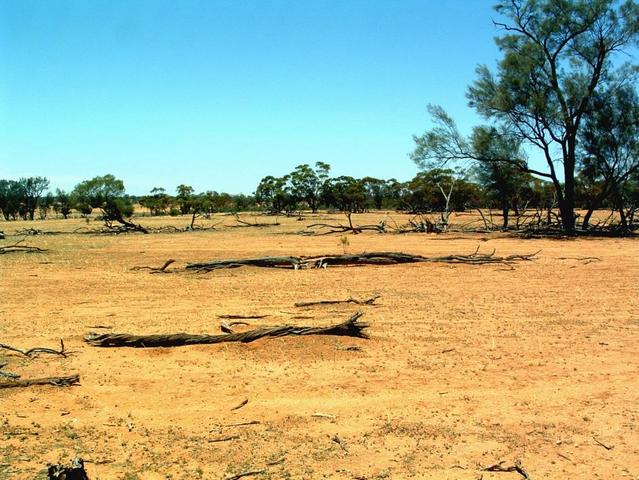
[361,177,389,210]
[175,185,195,215]
[141,187,172,216]
[413,0,639,234]
[53,189,74,219]
[320,176,367,229]
[0,180,26,220]
[38,192,55,220]
[289,162,331,213]
[579,84,639,230]
[255,175,295,213]
[472,127,533,228]
[19,177,50,220]
[72,175,144,231]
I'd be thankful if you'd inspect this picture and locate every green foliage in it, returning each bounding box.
[72,174,134,224]
[290,162,331,212]
[53,189,74,219]
[413,0,639,233]
[0,177,50,220]
[255,175,296,213]
[175,184,195,214]
[140,187,173,216]
[321,176,367,213]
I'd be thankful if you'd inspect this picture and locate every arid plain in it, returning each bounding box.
[1,213,638,479]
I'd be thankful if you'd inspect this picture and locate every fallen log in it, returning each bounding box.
[187,256,301,271]
[295,294,380,307]
[185,249,539,272]
[0,374,80,389]
[85,312,369,348]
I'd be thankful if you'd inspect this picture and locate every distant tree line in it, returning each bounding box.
[253,162,554,230]
[0,175,257,226]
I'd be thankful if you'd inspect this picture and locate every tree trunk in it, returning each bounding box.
[561,153,577,234]
[582,207,595,229]
[502,206,510,229]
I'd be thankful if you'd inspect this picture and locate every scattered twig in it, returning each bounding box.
[331,434,349,453]
[557,453,573,463]
[225,469,267,480]
[219,420,261,427]
[336,345,362,352]
[311,412,336,419]
[209,435,240,443]
[482,460,531,479]
[295,294,380,308]
[86,325,113,330]
[0,339,67,358]
[0,374,80,389]
[231,398,249,411]
[217,314,269,320]
[131,259,176,273]
[593,437,614,450]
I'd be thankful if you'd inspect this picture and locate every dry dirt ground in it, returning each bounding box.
[1,212,638,480]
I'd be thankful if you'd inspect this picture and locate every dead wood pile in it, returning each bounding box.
[85,312,369,348]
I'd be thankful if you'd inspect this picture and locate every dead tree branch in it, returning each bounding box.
[482,460,531,479]
[295,295,380,307]
[302,222,386,235]
[85,312,369,348]
[0,374,80,389]
[234,214,280,227]
[225,469,267,480]
[131,259,176,273]
[217,314,269,320]
[0,238,47,254]
[0,339,67,358]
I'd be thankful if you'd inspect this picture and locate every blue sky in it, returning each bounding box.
[0,1,501,195]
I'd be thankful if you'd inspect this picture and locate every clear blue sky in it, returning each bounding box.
[0,0,501,195]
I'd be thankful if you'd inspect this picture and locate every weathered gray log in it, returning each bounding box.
[295,295,380,307]
[185,250,539,272]
[0,374,80,389]
[85,312,369,348]
[187,256,302,271]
